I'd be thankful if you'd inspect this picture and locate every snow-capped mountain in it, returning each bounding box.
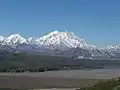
[34,31,96,49]
[0,31,119,58]
[0,31,96,49]
[106,45,120,53]
[0,36,5,43]
[101,45,120,58]
[2,34,28,47]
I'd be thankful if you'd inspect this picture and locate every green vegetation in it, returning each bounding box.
[0,89,19,90]
[0,52,120,72]
[2,77,120,90]
[78,77,120,90]
[1,53,120,89]
[0,52,108,72]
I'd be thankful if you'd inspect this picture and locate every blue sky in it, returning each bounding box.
[0,0,120,47]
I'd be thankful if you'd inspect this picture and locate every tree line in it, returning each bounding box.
[0,67,59,73]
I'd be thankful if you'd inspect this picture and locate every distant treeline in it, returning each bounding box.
[0,67,59,73]
[0,52,120,72]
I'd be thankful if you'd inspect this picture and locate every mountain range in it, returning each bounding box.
[0,31,119,59]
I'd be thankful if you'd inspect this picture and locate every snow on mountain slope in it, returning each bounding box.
[107,45,120,51]
[34,31,96,50]
[0,31,119,58]
[0,31,96,50]
[27,37,38,45]
[0,36,5,43]
[3,34,28,46]
[103,45,120,54]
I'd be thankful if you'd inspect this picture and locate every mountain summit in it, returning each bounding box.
[34,31,95,49]
[0,31,94,49]
[0,31,119,58]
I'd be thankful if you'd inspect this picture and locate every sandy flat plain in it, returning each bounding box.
[0,69,120,89]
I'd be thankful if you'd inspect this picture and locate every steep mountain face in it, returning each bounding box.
[102,45,120,58]
[35,31,95,50]
[105,45,120,53]
[0,36,5,43]
[13,44,41,53]
[0,31,119,58]
[2,34,28,47]
[0,44,13,57]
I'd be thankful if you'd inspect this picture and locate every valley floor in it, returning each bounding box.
[0,69,120,89]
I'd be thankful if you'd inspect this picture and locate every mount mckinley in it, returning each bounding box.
[0,31,119,59]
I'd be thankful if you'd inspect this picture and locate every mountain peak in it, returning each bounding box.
[37,31,92,49]
[0,31,118,58]
[48,31,75,37]
[49,31,59,35]
[0,36,5,43]
[3,34,28,46]
[10,33,21,37]
[0,31,96,50]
